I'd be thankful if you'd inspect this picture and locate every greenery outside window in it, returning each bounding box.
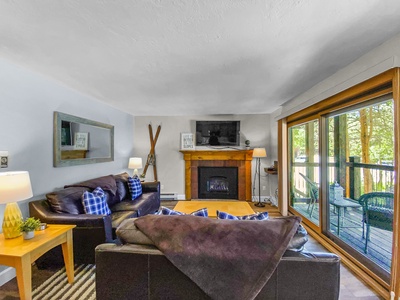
[280,68,400,298]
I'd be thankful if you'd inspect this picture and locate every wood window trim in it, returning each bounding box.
[278,67,400,299]
[286,68,395,124]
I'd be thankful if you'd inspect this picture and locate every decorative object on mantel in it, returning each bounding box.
[141,123,161,181]
[128,157,143,177]
[0,171,33,239]
[181,133,195,150]
[253,147,267,207]
[245,140,250,149]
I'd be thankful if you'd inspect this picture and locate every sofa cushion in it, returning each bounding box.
[216,210,269,220]
[113,172,130,201]
[111,192,160,217]
[116,218,154,245]
[82,187,112,215]
[65,174,119,206]
[155,206,208,217]
[46,186,89,214]
[111,211,139,229]
[286,224,308,252]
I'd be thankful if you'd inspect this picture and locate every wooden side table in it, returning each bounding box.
[0,224,76,300]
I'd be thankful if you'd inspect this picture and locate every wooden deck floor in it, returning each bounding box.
[294,202,392,273]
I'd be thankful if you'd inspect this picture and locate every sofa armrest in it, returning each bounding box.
[29,199,112,229]
[141,181,160,194]
[30,199,114,265]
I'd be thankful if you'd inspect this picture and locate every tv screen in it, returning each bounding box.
[195,121,240,147]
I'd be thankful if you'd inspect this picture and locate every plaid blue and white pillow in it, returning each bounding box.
[127,176,143,200]
[82,187,111,215]
[155,206,208,217]
[155,206,184,216]
[190,207,208,217]
[216,210,269,221]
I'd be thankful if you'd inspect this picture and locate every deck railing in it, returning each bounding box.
[292,156,394,202]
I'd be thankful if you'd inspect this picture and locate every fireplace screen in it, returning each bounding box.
[198,167,238,199]
[208,176,229,193]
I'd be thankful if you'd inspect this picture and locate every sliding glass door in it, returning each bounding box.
[325,97,394,281]
[282,69,400,297]
[288,120,320,226]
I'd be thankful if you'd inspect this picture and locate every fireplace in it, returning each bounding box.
[198,167,238,199]
[180,150,253,201]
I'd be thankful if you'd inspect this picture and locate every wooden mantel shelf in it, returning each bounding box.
[180,149,253,161]
[180,149,254,201]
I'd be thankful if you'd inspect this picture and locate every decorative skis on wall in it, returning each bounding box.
[141,123,161,181]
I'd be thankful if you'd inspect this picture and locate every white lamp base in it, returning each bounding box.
[2,202,23,239]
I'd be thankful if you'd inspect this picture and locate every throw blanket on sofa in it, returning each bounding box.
[134,214,301,300]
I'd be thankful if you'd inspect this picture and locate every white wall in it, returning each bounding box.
[0,58,134,280]
[134,114,275,199]
[277,33,400,119]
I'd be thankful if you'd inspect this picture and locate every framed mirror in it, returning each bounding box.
[54,111,114,167]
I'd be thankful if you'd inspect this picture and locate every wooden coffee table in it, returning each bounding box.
[0,224,76,300]
[174,201,255,218]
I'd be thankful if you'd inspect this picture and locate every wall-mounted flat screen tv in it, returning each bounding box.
[195,121,240,146]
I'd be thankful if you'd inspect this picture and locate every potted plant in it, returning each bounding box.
[19,217,41,240]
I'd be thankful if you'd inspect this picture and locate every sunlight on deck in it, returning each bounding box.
[293,203,392,273]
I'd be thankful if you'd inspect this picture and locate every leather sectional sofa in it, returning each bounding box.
[95,216,341,300]
[29,172,160,264]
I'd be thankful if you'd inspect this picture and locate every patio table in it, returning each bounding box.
[331,198,362,236]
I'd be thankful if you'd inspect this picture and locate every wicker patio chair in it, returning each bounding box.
[299,173,319,217]
[358,192,394,254]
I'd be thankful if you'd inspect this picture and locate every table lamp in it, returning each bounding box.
[253,148,267,207]
[128,157,143,178]
[0,171,33,239]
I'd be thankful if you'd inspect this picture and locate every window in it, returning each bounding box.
[280,68,400,297]
[325,97,394,281]
[289,120,320,226]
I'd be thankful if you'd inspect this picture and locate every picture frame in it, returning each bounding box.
[74,132,88,150]
[181,132,194,150]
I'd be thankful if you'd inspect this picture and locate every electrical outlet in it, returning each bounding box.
[161,185,165,190]
[262,186,266,191]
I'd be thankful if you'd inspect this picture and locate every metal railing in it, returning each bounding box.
[291,156,394,202]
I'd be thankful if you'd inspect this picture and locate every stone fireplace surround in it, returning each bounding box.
[180,149,253,201]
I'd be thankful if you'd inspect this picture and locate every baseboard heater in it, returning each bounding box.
[160,193,178,200]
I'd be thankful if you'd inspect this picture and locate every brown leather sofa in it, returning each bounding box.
[29,172,160,264]
[95,218,341,300]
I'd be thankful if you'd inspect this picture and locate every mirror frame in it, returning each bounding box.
[53,111,114,167]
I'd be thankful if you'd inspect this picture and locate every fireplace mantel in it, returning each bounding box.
[180,150,253,201]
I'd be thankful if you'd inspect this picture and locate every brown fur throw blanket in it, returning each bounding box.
[134,214,301,300]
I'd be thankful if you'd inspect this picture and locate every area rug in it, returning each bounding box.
[32,264,96,300]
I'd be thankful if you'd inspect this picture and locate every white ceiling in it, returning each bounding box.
[1,1,400,116]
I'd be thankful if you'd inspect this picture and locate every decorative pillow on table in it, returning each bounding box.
[127,176,142,200]
[216,210,269,220]
[81,187,111,215]
[155,206,208,217]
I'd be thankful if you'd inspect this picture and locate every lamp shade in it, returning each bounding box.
[253,148,267,158]
[128,157,143,169]
[0,171,33,204]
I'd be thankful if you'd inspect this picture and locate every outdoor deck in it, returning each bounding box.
[294,202,392,273]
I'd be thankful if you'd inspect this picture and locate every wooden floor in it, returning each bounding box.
[0,200,383,300]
